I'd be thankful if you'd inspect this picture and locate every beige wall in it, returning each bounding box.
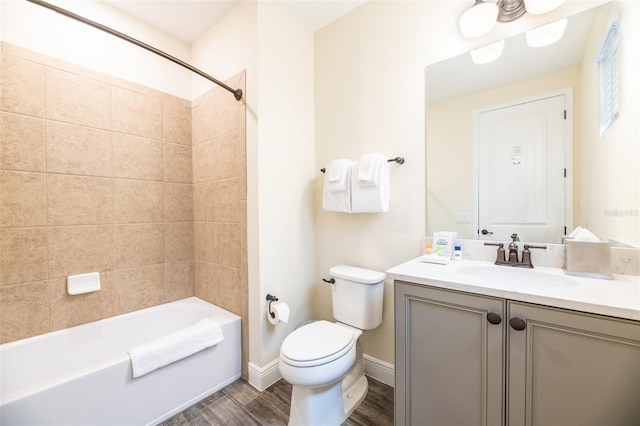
[0,43,194,343]
[427,67,582,238]
[314,0,607,365]
[580,1,639,247]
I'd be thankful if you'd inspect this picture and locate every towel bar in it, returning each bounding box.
[320,156,404,173]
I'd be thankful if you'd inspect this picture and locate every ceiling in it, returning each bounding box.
[101,0,368,43]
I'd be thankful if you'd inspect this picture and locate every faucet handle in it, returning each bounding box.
[484,242,506,264]
[511,233,520,242]
[521,244,547,268]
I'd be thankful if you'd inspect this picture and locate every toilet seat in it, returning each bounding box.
[280,321,355,368]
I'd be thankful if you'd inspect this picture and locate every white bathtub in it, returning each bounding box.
[0,297,241,426]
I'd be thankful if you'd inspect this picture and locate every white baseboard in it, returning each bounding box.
[247,358,281,391]
[247,355,394,391]
[363,354,395,388]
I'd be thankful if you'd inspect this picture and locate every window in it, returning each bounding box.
[596,20,620,136]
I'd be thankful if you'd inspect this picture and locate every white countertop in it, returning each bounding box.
[387,258,640,321]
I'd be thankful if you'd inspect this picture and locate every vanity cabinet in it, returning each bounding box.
[395,280,640,426]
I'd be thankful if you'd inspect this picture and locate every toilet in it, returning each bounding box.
[279,265,385,426]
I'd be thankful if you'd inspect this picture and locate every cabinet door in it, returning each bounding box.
[507,302,640,426]
[395,281,505,426]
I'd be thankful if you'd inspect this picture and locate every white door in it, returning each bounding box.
[477,94,567,243]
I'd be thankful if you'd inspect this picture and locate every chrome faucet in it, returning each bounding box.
[484,233,546,268]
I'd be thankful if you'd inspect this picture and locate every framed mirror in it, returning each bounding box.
[426,1,639,246]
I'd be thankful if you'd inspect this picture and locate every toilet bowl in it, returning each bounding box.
[279,265,385,426]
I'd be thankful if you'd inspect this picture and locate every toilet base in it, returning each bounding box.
[343,374,368,418]
[287,374,369,426]
[284,333,369,425]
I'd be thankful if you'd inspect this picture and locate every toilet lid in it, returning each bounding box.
[281,321,355,365]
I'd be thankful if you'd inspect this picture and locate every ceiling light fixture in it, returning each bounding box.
[459,0,566,38]
[459,0,499,39]
[470,40,506,64]
[523,0,566,15]
[525,18,567,47]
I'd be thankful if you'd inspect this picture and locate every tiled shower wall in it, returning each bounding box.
[0,42,248,370]
[192,72,248,377]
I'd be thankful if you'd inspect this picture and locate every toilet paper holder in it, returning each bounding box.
[266,294,278,319]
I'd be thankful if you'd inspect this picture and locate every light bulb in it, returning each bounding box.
[470,40,505,64]
[526,19,567,47]
[524,0,566,15]
[459,0,500,39]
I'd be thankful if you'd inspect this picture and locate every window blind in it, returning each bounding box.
[596,20,620,136]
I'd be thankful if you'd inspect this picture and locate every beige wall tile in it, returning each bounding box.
[45,121,112,177]
[47,174,113,226]
[164,142,192,183]
[113,224,164,269]
[113,179,163,223]
[212,91,242,139]
[193,182,212,222]
[80,67,138,92]
[0,227,47,286]
[110,264,164,315]
[193,134,243,183]
[0,112,45,172]
[48,225,113,279]
[165,260,194,302]
[195,260,217,304]
[48,278,103,331]
[165,222,193,262]
[210,177,244,223]
[194,222,216,263]
[214,223,242,269]
[163,100,191,145]
[0,171,46,227]
[112,87,162,139]
[112,133,162,181]
[2,42,79,74]
[0,54,45,117]
[191,97,214,145]
[45,67,111,129]
[217,265,242,315]
[0,282,49,343]
[165,183,193,222]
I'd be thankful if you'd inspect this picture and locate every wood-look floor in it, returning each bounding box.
[159,377,394,426]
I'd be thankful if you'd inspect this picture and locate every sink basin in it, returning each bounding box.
[458,265,577,288]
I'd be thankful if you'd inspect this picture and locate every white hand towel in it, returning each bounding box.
[128,318,224,378]
[351,159,389,213]
[358,153,385,187]
[323,160,352,212]
[325,159,351,192]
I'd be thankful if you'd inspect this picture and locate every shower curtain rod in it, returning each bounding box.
[25,0,243,101]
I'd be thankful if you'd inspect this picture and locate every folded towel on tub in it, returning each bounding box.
[128,318,224,378]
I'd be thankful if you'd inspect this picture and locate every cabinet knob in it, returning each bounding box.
[509,317,527,331]
[487,312,502,325]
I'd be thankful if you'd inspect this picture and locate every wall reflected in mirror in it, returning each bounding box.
[425,0,639,247]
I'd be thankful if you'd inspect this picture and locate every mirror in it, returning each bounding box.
[426,1,639,247]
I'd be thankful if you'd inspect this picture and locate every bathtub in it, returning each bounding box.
[0,297,241,426]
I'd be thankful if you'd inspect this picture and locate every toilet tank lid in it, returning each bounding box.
[329,265,385,284]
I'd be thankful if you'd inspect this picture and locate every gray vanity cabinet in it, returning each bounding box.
[395,280,640,426]
[507,301,640,425]
[395,281,506,426]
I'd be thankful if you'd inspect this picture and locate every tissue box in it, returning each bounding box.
[563,239,612,279]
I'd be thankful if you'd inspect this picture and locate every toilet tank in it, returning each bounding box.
[330,265,385,330]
